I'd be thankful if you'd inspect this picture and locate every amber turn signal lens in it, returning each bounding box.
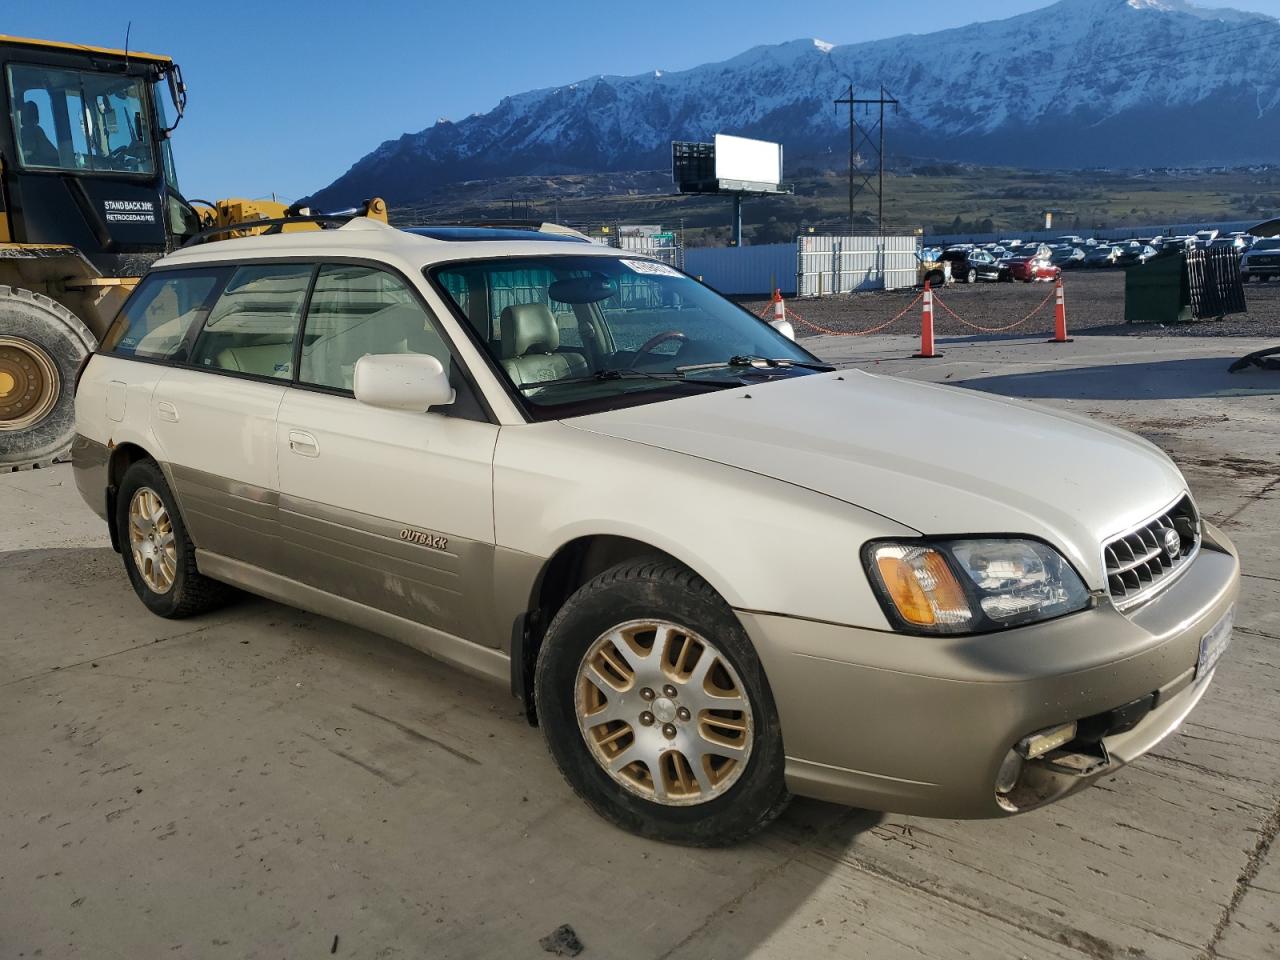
[874,547,972,627]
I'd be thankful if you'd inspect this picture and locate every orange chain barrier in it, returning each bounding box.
[754,281,1068,340]
[931,285,1057,333]
[783,292,924,337]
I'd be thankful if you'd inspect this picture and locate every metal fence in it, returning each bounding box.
[684,244,797,295]
[613,233,685,270]
[795,235,921,296]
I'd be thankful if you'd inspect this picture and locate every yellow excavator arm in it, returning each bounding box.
[191,196,389,240]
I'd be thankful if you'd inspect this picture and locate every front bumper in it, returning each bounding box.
[740,522,1239,818]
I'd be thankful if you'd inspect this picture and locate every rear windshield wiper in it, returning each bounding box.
[674,355,835,374]
[515,368,736,392]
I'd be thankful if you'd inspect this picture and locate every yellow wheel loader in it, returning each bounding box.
[0,34,385,469]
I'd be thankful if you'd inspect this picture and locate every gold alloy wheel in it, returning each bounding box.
[0,336,60,431]
[128,487,178,594]
[575,619,754,806]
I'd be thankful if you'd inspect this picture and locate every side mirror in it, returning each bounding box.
[353,354,455,412]
[769,318,796,341]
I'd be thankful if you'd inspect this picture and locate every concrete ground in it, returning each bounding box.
[2,334,1278,960]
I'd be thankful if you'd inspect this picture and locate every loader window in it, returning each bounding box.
[7,64,155,175]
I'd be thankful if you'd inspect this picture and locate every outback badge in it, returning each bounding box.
[399,527,448,551]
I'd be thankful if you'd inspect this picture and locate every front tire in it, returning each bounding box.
[116,459,233,618]
[0,287,96,471]
[535,559,789,846]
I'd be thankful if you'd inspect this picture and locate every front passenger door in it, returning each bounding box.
[273,264,500,647]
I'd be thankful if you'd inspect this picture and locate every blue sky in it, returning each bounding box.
[5,0,1276,203]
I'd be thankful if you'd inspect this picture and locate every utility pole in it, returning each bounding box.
[833,85,899,234]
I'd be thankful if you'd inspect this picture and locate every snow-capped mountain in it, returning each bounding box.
[307,0,1280,206]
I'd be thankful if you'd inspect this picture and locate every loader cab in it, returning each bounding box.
[0,36,199,275]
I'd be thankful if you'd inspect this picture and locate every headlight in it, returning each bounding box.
[863,538,1090,635]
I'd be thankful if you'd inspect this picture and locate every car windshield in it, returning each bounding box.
[430,254,823,415]
[7,63,155,175]
[1253,238,1280,251]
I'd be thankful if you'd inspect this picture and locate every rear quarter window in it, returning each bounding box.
[101,267,232,361]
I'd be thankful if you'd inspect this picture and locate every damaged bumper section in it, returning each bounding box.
[740,523,1239,818]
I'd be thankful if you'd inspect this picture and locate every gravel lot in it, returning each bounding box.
[738,270,1280,340]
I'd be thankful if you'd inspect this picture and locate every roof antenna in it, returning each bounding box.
[123,21,131,69]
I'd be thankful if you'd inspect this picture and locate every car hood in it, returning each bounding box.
[565,370,1188,587]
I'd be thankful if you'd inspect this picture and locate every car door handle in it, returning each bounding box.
[157,401,179,423]
[288,430,320,458]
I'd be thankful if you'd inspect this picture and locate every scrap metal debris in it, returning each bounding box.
[1228,346,1280,372]
[539,924,584,957]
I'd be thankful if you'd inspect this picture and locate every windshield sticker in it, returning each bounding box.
[621,259,683,278]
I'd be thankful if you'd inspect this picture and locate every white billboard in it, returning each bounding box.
[714,134,782,186]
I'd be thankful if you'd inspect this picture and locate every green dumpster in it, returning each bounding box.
[1125,252,1191,325]
[1126,247,1247,324]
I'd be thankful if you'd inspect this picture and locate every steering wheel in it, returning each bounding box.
[628,330,688,368]
[107,142,145,168]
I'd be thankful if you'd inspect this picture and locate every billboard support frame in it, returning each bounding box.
[671,136,789,247]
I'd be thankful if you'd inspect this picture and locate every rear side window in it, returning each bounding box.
[190,264,314,380]
[101,267,230,361]
[299,264,452,391]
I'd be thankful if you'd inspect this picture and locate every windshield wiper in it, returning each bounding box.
[515,368,735,392]
[674,355,835,374]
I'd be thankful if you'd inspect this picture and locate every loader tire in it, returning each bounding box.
[0,286,97,471]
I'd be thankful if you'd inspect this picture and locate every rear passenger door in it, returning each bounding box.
[273,263,501,646]
[152,263,314,570]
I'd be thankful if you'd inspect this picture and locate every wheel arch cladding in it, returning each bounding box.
[514,535,715,723]
[105,442,156,552]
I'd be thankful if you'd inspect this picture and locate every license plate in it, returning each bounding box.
[1196,607,1234,681]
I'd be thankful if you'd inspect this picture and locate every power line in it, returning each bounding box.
[834,85,898,234]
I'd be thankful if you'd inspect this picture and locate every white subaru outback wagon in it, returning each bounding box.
[74,218,1239,846]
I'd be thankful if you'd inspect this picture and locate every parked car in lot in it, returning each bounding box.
[917,250,952,287]
[1209,236,1248,254]
[72,219,1240,845]
[940,247,1007,283]
[1241,237,1280,281]
[1084,245,1122,268]
[1115,242,1158,266]
[1048,245,1086,268]
[1006,255,1062,282]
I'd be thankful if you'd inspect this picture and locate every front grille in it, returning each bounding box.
[1103,496,1200,609]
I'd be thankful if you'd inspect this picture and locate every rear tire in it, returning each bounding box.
[116,459,234,618]
[965,268,977,284]
[535,558,789,846]
[0,287,96,471]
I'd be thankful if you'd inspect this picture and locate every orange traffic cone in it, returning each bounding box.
[914,280,941,358]
[1048,277,1072,343]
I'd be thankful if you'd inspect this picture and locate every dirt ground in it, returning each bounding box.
[738,270,1280,340]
